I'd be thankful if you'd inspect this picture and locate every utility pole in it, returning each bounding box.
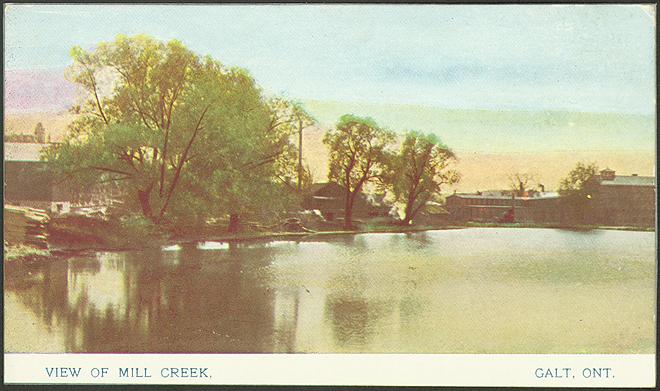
[297,116,303,192]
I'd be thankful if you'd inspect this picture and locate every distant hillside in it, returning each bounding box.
[304,100,655,153]
[301,101,655,191]
[5,69,77,113]
[4,69,654,152]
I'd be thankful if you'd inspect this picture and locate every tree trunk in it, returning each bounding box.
[403,200,415,225]
[137,188,154,222]
[402,180,420,225]
[228,213,240,233]
[343,191,354,230]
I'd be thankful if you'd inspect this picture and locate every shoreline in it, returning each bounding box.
[5,223,651,262]
[171,223,654,245]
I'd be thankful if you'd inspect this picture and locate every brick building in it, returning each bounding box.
[446,190,561,224]
[584,169,655,227]
[446,168,655,228]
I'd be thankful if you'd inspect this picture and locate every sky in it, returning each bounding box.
[4,4,656,114]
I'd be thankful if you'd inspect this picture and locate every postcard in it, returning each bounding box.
[3,3,656,387]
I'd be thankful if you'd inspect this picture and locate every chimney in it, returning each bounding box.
[600,168,616,181]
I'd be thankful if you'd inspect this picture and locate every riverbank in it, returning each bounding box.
[9,220,653,261]
[4,244,51,263]
[171,224,463,245]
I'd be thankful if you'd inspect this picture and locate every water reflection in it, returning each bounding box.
[325,296,388,348]
[4,228,656,353]
[6,246,282,352]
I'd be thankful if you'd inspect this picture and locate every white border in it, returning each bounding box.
[3,353,656,387]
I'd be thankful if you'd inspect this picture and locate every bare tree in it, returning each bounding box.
[508,172,536,196]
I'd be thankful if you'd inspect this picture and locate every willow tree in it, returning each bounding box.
[46,35,285,229]
[385,131,459,225]
[323,115,395,229]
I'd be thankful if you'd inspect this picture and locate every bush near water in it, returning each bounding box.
[4,206,51,262]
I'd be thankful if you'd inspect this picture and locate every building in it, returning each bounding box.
[446,168,655,228]
[4,142,117,214]
[4,142,72,213]
[301,182,387,221]
[446,190,561,224]
[4,123,48,143]
[585,169,655,227]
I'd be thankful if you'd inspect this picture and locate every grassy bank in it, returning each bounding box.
[4,244,51,263]
[48,215,167,251]
[45,215,654,253]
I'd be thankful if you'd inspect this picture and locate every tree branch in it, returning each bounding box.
[86,68,109,125]
[156,104,211,223]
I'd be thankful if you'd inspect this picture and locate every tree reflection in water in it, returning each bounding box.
[6,244,295,352]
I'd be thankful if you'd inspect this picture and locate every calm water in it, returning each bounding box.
[4,228,656,353]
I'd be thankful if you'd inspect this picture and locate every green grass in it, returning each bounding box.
[3,245,50,262]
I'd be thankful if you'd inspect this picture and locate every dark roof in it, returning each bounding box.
[308,182,333,194]
[307,182,345,197]
[599,175,655,187]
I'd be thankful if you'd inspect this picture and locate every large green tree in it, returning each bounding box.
[46,35,290,229]
[558,162,598,224]
[323,115,395,229]
[384,131,459,225]
[559,162,598,197]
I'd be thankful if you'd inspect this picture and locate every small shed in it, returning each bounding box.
[302,182,385,221]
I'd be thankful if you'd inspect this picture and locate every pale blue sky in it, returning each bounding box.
[4,4,656,114]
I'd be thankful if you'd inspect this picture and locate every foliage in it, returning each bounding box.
[266,98,316,193]
[48,214,166,249]
[45,35,293,228]
[112,214,165,247]
[558,162,598,224]
[559,162,598,197]
[34,122,46,141]
[383,131,459,225]
[323,114,395,228]
[3,244,50,262]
